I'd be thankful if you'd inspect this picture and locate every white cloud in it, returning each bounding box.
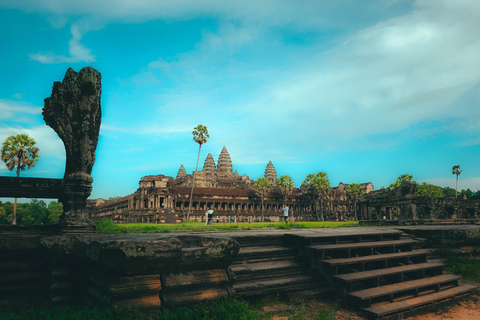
[0,100,42,120]
[118,0,480,164]
[29,23,96,64]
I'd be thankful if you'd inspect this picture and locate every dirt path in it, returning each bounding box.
[404,294,480,320]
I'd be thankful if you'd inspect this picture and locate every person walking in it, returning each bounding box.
[282,204,289,224]
[206,207,214,225]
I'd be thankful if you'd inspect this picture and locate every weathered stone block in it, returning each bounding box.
[161,269,229,288]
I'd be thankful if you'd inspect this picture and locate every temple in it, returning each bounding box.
[89,146,373,223]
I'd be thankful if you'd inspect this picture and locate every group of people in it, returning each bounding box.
[204,204,290,225]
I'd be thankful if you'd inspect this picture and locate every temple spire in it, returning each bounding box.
[264,161,277,185]
[203,153,216,176]
[217,146,233,174]
[176,165,187,179]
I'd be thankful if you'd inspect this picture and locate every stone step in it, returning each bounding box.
[286,229,403,245]
[307,239,418,260]
[347,274,461,307]
[233,235,286,247]
[234,274,321,297]
[319,249,430,274]
[231,260,307,281]
[333,262,444,291]
[363,284,477,319]
[236,245,296,260]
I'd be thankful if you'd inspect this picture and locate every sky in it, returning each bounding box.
[1,0,480,200]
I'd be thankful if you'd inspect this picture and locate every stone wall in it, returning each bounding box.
[0,229,239,312]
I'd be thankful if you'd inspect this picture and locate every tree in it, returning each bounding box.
[415,183,444,198]
[253,177,271,222]
[452,165,462,199]
[301,172,331,221]
[442,186,456,198]
[386,174,414,191]
[460,188,474,199]
[345,183,365,221]
[277,175,294,204]
[1,134,39,225]
[186,125,209,221]
[47,201,63,224]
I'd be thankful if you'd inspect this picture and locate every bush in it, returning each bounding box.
[95,219,125,234]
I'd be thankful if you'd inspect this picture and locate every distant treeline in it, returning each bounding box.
[415,184,480,199]
[0,199,63,225]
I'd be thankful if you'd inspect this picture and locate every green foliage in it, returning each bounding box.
[386,174,414,191]
[96,220,359,234]
[253,177,271,221]
[0,297,262,320]
[345,183,364,201]
[345,183,364,221]
[452,165,462,176]
[47,201,63,224]
[1,134,39,174]
[442,186,456,197]
[192,124,209,145]
[108,196,121,201]
[253,177,271,196]
[277,175,294,202]
[415,182,444,197]
[442,253,480,283]
[313,307,336,320]
[301,172,331,221]
[95,219,126,234]
[0,200,62,225]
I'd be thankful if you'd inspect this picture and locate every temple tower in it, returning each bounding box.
[217,146,233,176]
[203,153,216,176]
[264,161,278,186]
[176,165,187,179]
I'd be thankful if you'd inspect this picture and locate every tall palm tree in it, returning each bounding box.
[452,165,462,199]
[254,177,271,222]
[277,175,294,220]
[186,125,209,221]
[1,134,39,225]
[301,172,331,221]
[277,175,294,204]
[345,183,365,221]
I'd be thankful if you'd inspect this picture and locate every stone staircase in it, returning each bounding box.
[286,229,477,319]
[230,232,329,299]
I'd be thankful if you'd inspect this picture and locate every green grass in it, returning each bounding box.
[0,297,339,320]
[95,219,359,234]
[442,253,480,283]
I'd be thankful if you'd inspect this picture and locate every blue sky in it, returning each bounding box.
[1,0,480,200]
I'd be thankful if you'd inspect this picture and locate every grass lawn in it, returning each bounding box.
[96,219,360,234]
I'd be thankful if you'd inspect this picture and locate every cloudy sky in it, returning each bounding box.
[1,0,479,200]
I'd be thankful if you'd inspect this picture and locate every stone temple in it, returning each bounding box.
[89,146,373,223]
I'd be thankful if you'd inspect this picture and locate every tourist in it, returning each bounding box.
[283,204,289,224]
[206,207,214,225]
[228,215,231,223]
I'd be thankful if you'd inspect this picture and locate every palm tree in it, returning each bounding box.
[186,125,209,221]
[452,165,462,199]
[254,177,271,222]
[1,134,39,225]
[345,183,365,221]
[301,172,331,221]
[277,175,294,204]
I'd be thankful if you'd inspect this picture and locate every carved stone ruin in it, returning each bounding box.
[43,66,102,229]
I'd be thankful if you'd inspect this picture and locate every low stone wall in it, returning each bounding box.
[0,229,239,312]
[398,225,480,247]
